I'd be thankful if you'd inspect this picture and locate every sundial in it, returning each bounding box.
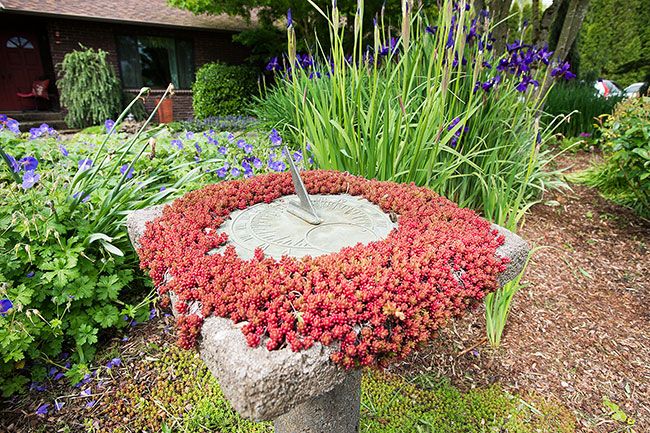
[216,149,397,259]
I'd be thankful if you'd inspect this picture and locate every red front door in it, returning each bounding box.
[0,32,44,111]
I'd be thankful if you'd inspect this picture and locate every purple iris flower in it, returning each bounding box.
[287,8,293,27]
[447,117,461,131]
[19,156,38,171]
[36,404,50,415]
[515,75,540,92]
[195,143,202,153]
[59,144,69,156]
[171,139,183,150]
[120,164,134,179]
[78,158,93,171]
[426,26,438,35]
[22,170,40,190]
[0,298,13,316]
[105,119,115,134]
[27,271,35,277]
[551,61,576,80]
[266,57,280,72]
[0,114,6,122]
[269,129,282,147]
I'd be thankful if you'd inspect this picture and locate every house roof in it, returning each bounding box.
[0,0,253,31]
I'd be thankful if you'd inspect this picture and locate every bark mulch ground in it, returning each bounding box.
[391,151,650,432]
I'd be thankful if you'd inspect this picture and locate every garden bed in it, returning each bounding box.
[2,150,647,432]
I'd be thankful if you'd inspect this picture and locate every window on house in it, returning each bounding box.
[6,36,34,48]
[116,35,194,89]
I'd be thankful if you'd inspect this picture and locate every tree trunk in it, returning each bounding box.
[536,0,564,47]
[488,0,514,55]
[553,0,590,62]
[531,0,540,43]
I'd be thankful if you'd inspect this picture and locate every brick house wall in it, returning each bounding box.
[45,18,250,121]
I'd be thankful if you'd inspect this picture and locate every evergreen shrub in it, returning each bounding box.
[192,63,258,119]
[57,46,122,129]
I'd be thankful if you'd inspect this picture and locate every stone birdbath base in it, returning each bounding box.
[127,203,528,433]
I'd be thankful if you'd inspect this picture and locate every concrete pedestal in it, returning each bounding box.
[274,369,361,433]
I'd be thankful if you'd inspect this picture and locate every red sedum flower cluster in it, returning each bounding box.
[138,170,507,368]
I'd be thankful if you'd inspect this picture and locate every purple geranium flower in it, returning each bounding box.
[185,131,194,140]
[252,158,263,169]
[54,401,65,411]
[59,144,69,157]
[22,170,40,190]
[85,400,96,408]
[36,403,50,415]
[105,119,115,134]
[78,158,93,171]
[269,129,282,147]
[120,164,134,179]
[171,139,183,150]
[106,358,121,369]
[19,156,38,171]
[6,118,20,134]
[216,167,228,178]
[230,167,241,177]
[0,298,13,316]
[244,143,253,154]
[80,388,92,397]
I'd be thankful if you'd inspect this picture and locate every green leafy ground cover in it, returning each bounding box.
[0,116,308,397]
[7,316,574,433]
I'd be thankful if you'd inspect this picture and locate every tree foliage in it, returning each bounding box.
[578,0,650,86]
[168,0,420,62]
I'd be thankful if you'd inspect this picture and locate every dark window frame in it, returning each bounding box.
[115,33,195,90]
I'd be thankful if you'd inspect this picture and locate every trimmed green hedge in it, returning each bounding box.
[192,63,258,119]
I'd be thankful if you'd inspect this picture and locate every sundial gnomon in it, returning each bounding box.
[216,149,396,259]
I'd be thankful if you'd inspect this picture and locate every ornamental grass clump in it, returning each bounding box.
[257,0,572,229]
[257,0,575,349]
[138,171,508,368]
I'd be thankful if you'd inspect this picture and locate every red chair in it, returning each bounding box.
[17,79,50,110]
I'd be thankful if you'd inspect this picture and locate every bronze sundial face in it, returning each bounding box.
[215,150,396,260]
[218,194,396,259]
